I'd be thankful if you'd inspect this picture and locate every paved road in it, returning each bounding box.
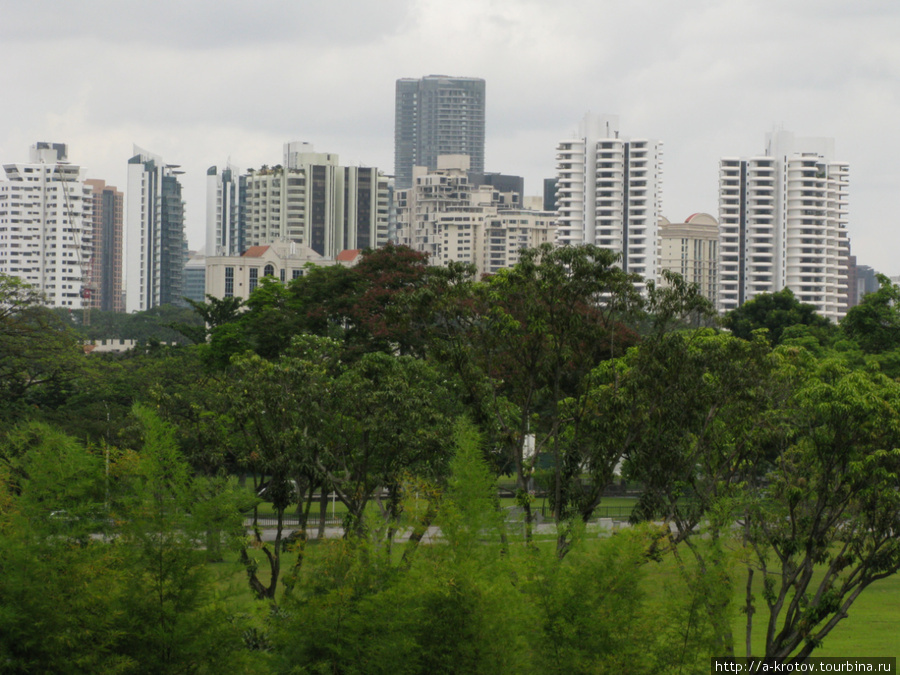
[245,518,635,542]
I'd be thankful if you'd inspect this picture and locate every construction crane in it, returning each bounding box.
[55,162,94,326]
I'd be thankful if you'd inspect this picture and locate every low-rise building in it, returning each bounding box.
[205,240,358,301]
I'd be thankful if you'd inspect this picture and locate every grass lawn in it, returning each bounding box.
[225,505,898,659]
[730,571,900,658]
[812,573,900,657]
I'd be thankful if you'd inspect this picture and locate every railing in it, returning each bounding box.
[245,505,639,530]
[244,513,345,529]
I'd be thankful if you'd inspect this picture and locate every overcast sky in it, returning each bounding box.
[2,0,899,273]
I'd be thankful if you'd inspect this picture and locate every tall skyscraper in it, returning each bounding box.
[394,75,486,189]
[240,142,388,258]
[0,142,93,308]
[126,146,186,312]
[205,164,246,257]
[555,114,662,288]
[85,179,124,312]
[718,129,849,321]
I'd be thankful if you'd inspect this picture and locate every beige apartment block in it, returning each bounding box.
[397,156,556,275]
[657,213,719,305]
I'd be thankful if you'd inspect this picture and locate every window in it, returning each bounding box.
[264,264,275,278]
[224,267,234,297]
[249,268,258,293]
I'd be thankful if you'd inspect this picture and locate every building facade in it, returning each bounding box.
[718,129,849,321]
[125,146,187,312]
[182,253,206,304]
[205,164,246,257]
[555,114,662,290]
[240,143,388,259]
[84,178,124,312]
[205,241,358,301]
[397,156,556,276]
[394,75,486,189]
[0,142,93,308]
[657,213,719,305]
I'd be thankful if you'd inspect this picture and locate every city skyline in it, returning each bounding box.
[2,2,900,274]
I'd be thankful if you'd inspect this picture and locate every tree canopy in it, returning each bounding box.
[3,251,900,669]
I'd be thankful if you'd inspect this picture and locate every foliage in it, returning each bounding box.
[0,413,254,673]
[841,274,900,353]
[723,288,832,346]
[0,273,84,430]
[64,303,204,345]
[5,249,900,668]
[170,294,245,344]
[227,336,340,599]
[208,245,435,364]
[112,405,249,672]
[431,244,643,546]
[738,358,900,660]
[274,422,530,675]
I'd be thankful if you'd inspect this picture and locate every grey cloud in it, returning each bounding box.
[0,1,415,48]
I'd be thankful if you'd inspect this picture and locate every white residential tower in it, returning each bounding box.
[0,142,93,308]
[718,129,849,321]
[554,113,662,289]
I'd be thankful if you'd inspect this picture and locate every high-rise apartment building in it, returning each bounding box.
[555,114,662,289]
[125,146,186,312]
[241,142,388,258]
[394,75,486,189]
[718,129,849,321]
[205,164,246,257]
[397,156,556,276]
[0,142,93,308]
[85,179,124,312]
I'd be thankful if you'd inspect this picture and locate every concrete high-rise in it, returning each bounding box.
[0,142,93,308]
[85,179,124,312]
[555,113,662,289]
[394,75,486,189]
[718,129,849,321]
[205,164,246,257]
[125,146,186,312]
[241,142,388,258]
[397,155,556,276]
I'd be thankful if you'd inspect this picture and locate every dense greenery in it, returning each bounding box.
[2,253,900,671]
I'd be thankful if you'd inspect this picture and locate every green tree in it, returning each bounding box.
[598,329,785,654]
[431,244,642,545]
[113,405,249,672]
[841,274,900,353]
[738,358,900,661]
[227,336,339,599]
[274,421,530,675]
[320,351,457,540]
[169,294,244,345]
[0,274,84,429]
[723,288,832,345]
[0,425,129,674]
